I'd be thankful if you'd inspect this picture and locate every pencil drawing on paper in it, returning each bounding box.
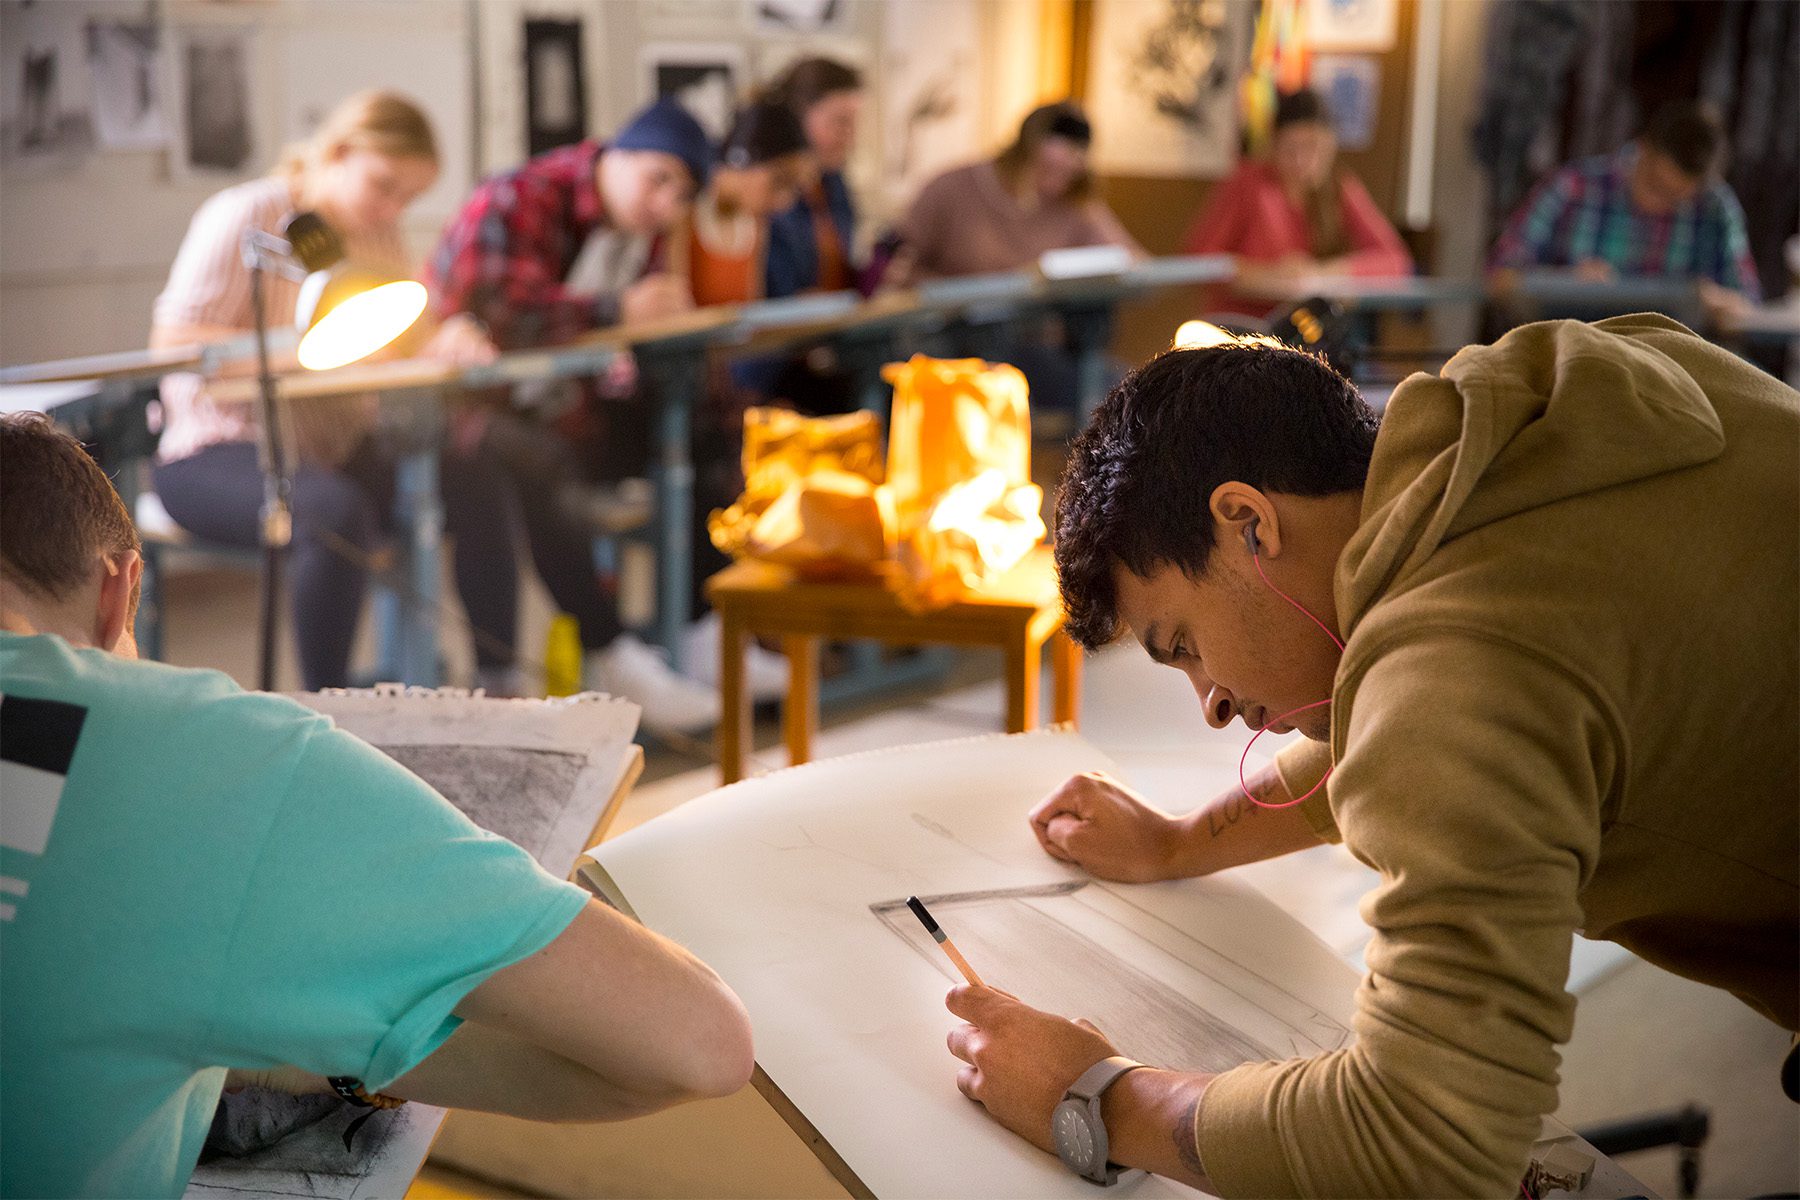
[873,880,1350,1071]
[380,743,586,863]
[186,1098,426,1199]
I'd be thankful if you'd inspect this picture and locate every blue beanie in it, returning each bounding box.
[612,99,713,189]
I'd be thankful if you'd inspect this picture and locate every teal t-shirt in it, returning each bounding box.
[0,633,590,1199]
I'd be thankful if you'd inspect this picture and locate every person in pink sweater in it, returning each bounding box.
[1183,89,1412,318]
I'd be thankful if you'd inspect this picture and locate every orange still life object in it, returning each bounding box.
[707,355,1047,607]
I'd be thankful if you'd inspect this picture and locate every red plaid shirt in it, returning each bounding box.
[428,141,658,350]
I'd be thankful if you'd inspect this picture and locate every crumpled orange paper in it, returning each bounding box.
[708,355,1046,605]
[882,355,1045,607]
[706,406,893,579]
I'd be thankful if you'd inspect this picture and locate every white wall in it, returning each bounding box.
[0,0,473,363]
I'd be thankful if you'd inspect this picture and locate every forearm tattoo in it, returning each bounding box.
[1201,788,1260,839]
[1175,1091,1206,1180]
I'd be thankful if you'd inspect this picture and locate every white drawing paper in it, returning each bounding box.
[165,25,256,179]
[89,18,166,152]
[641,41,747,143]
[585,729,1360,1198]
[1086,0,1253,180]
[0,0,96,168]
[1304,0,1399,52]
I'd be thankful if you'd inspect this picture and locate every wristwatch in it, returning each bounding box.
[1051,1055,1147,1185]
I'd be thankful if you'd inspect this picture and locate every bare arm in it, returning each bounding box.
[1030,762,1322,883]
[1167,762,1325,878]
[437,899,755,1112]
[383,1021,698,1122]
[225,899,752,1122]
[1105,1067,1216,1192]
[230,1021,696,1123]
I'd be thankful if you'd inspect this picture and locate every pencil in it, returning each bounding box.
[906,896,986,987]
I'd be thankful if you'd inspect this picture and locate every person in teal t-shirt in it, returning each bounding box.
[0,412,754,1199]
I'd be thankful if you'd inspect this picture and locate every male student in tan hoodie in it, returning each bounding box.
[943,315,1798,1196]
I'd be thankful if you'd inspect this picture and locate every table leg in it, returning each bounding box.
[784,635,821,767]
[1005,636,1042,733]
[1063,302,1118,426]
[390,436,442,687]
[644,353,698,672]
[718,611,750,784]
[1052,629,1082,728]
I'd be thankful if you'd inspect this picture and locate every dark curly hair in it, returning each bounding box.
[1053,344,1378,649]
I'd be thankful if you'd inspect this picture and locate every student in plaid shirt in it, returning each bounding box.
[1490,101,1761,323]
[427,100,768,729]
[427,99,710,349]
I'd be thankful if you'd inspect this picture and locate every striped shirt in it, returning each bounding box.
[1490,146,1761,300]
[152,177,409,463]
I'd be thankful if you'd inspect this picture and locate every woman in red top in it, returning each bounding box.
[1184,88,1412,317]
[675,102,811,307]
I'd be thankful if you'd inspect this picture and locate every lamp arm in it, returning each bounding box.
[241,229,310,281]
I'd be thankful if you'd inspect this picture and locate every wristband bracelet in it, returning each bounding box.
[326,1076,406,1150]
[326,1075,405,1109]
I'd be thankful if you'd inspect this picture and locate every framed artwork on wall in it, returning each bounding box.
[640,41,745,141]
[524,18,587,156]
[1086,0,1253,179]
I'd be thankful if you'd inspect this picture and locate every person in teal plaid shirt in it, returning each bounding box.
[1490,101,1761,323]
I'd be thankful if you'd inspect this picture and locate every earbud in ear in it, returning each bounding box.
[1242,516,1261,556]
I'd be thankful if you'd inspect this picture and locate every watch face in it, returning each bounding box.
[1052,1101,1096,1172]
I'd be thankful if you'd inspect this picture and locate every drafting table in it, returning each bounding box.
[905,255,1238,422]
[580,729,1651,1200]
[2,255,1241,676]
[1500,273,1707,327]
[1728,298,1800,343]
[1234,273,1486,312]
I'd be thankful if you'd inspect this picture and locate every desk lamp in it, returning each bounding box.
[1176,297,1356,373]
[241,212,427,690]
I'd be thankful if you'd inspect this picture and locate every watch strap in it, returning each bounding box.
[1067,1054,1146,1103]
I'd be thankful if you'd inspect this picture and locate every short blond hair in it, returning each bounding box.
[277,89,438,190]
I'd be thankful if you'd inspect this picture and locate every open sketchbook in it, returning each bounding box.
[581,730,1359,1199]
[187,688,640,1200]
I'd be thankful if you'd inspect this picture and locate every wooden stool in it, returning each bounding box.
[706,545,1081,784]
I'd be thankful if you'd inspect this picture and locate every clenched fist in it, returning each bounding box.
[1028,771,1189,883]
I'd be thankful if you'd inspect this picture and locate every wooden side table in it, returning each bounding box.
[706,545,1081,784]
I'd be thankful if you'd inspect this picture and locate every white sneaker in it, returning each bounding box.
[586,635,720,735]
[683,612,788,702]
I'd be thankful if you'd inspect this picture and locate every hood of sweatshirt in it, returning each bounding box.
[1337,313,1725,634]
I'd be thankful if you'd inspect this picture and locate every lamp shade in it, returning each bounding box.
[293,264,428,371]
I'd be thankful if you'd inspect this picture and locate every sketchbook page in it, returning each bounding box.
[588,730,1361,1199]
[185,1103,446,1200]
[297,687,640,877]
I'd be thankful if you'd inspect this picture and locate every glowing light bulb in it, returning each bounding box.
[296,280,427,371]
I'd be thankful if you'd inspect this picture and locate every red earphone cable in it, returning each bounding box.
[1240,545,1343,810]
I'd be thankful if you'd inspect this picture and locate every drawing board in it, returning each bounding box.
[583,730,1360,1198]
[300,686,641,877]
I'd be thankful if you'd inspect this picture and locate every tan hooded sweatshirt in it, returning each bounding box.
[1196,314,1799,1197]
